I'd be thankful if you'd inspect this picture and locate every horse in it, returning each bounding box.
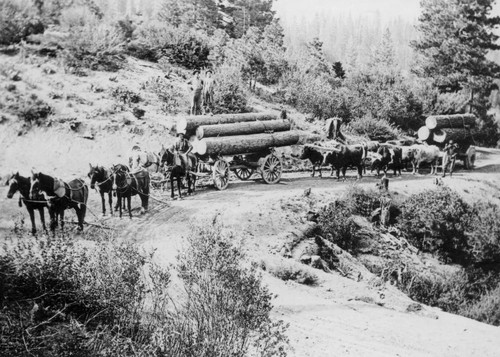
[160,147,197,199]
[129,145,161,172]
[30,172,89,231]
[6,172,47,235]
[112,165,150,218]
[87,164,129,216]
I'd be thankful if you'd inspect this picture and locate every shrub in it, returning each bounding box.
[0,1,44,46]
[345,115,401,141]
[141,76,187,114]
[4,93,53,125]
[130,21,210,68]
[212,65,248,114]
[397,187,471,264]
[110,86,141,105]
[317,200,360,253]
[61,17,126,73]
[266,261,319,286]
[152,218,289,357]
[462,283,500,326]
[0,224,170,356]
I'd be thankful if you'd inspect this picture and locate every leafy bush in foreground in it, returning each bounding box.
[318,200,360,253]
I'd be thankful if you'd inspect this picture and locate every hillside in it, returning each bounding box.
[1,50,500,357]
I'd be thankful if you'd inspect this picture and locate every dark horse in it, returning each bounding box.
[6,172,47,234]
[30,172,89,231]
[112,165,150,218]
[160,148,197,199]
[87,164,128,216]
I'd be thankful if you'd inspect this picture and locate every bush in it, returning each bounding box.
[0,1,44,46]
[345,115,401,142]
[317,200,360,253]
[141,76,187,114]
[397,187,472,264]
[60,16,126,73]
[266,261,319,286]
[212,65,248,114]
[0,224,170,356]
[152,217,288,357]
[3,93,53,125]
[110,86,141,105]
[130,21,210,68]
[462,283,500,326]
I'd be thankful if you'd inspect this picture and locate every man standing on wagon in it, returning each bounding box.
[202,69,215,114]
[187,70,204,115]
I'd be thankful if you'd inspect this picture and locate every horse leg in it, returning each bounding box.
[192,174,196,193]
[127,195,132,219]
[39,207,47,232]
[78,205,86,231]
[118,193,123,218]
[100,192,106,216]
[171,175,175,199]
[49,209,57,232]
[108,191,113,216]
[27,207,36,235]
[358,165,363,179]
[342,167,347,181]
[60,209,64,231]
[187,174,192,194]
[318,164,322,178]
[177,176,182,199]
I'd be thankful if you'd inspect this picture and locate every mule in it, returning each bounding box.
[6,172,47,235]
[160,148,197,199]
[112,165,150,218]
[88,164,128,215]
[30,172,89,231]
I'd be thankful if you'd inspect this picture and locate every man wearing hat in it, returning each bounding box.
[187,70,204,115]
[202,69,215,114]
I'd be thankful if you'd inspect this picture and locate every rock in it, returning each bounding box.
[406,303,423,313]
[69,121,81,131]
[9,71,21,81]
[42,64,57,74]
[133,107,145,119]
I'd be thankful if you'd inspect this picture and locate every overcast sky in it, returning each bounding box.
[274,0,500,22]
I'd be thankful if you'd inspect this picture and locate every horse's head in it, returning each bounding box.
[30,172,41,200]
[112,165,127,192]
[88,164,104,189]
[6,172,20,199]
[160,148,174,167]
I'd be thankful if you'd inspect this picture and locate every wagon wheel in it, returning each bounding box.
[261,154,282,184]
[464,146,476,170]
[234,167,254,180]
[213,159,230,190]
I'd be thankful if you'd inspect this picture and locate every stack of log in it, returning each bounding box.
[417,114,476,145]
[175,113,302,156]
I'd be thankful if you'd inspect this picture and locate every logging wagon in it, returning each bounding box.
[418,114,477,169]
[176,113,303,190]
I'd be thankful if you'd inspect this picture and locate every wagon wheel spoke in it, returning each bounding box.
[234,167,254,180]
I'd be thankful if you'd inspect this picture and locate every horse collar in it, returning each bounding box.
[53,178,66,198]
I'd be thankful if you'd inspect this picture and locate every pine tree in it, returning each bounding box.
[412,0,500,94]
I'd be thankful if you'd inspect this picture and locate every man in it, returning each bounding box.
[174,131,193,172]
[187,70,204,115]
[202,70,215,114]
[442,139,459,177]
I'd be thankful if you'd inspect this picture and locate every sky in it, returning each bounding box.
[274,0,500,22]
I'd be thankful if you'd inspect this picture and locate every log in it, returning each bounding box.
[193,131,301,156]
[432,128,474,144]
[417,126,432,141]
[196,119,291,139]
[425,114,476,130]
[176,113,278,135]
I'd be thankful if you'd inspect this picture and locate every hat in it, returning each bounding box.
[177,131,186,136]
[193,70,200,75]
[206,69,213,74]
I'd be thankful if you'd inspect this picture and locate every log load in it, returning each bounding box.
[196,119,291,139]
[417,126,432,141]
[432,128,474,144]
[176,113,278,135]
[193,131,301,156]
[425,114,476,130]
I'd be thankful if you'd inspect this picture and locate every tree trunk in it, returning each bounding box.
[176,113,278,135]
[417,126,432,141]
[425,114,476,130]
[196,119,291,139]
[193,131,301,156]
[432,128,474,144]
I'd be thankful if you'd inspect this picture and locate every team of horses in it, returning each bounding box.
[5,146,198,235]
